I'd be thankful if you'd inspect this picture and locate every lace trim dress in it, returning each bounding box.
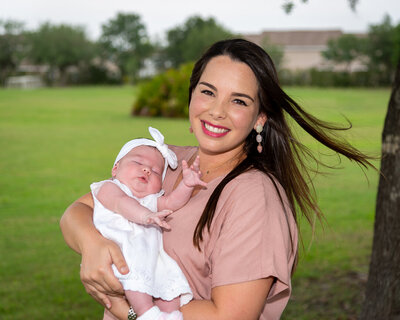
[91,179,193,306]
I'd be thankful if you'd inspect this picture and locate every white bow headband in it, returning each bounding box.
[113,127,178,180]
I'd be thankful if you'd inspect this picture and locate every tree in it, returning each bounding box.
[0,20,26,85]
[322,34,366,72]
[282,0,358,13]
[162,16,234,69]
[27,23,94,85]
[322,16,400,84]
[283,1,400,318]
[365,15,399,84]
[393,24,400,69]
[99,13,153,82]
[260,36,284,72]
[359,61,400,319]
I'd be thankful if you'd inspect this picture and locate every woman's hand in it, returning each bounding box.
[60,193,129,309]
[105,296,131,320]
[80,236,128,309]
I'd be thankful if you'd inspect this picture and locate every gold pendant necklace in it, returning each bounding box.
[202,151,244,175]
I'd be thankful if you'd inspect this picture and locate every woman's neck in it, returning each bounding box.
[197,148,246,183]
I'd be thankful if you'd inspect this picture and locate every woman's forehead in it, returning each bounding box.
[200,56,258,93]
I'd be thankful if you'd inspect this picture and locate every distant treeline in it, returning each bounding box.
[0,13,399,89]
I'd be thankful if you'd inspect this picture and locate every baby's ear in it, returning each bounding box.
[111,163,118,178]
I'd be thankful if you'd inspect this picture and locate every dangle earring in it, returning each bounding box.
[256,124,263,153]
[189,126,193,133]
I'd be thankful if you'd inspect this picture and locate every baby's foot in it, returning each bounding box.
[139,307,183,320]
[160,311,183,320]
[137,306,162,320]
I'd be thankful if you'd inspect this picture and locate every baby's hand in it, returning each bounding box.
[182,156,207,188]
[144,210,172,230]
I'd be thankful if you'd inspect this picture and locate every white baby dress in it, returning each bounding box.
[91,179,193,306]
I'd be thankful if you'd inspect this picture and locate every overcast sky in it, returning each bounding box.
[1,0,400,40]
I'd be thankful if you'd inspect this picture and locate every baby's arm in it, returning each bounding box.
[96,181,172,229]
[158,155,207,211]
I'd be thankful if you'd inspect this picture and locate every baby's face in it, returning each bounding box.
[112,146,164,198]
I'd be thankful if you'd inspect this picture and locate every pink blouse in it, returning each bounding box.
[162,146,298,319]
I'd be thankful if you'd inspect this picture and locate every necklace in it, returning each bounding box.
[172,150,244,191]
[201,151,245,175]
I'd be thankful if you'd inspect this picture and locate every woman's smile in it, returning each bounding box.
[201,120,230,137]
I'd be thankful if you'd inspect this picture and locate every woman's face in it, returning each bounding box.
[189,55,266,157]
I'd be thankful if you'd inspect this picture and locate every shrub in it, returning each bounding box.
[279,69,311,86]
[279,68,392,87]
[64,62,122,85]
[132,62,194,118]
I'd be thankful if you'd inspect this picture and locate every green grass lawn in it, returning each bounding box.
[0,86,390,319]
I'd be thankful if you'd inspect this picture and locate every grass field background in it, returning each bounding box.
[0,86,390,319]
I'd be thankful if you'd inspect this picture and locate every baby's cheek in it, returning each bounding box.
[149,177,163,193]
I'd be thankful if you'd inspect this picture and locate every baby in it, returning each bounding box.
[90,127,206,320]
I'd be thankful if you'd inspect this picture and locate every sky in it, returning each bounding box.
[1,0,400,40]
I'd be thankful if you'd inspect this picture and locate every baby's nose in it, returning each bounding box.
[142,167,151,175]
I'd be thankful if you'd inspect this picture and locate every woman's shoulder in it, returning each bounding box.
[168,145,197,160]
[220,169,291,214]
[227,169,284,194]
[217,169,297,249]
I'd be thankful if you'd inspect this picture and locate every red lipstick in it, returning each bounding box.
[201,120,230,138]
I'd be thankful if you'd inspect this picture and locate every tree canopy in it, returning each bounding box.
[0,20,26,85]
[163,16,234,68]
[366,15,400,81]
[322,15,400,82]
[323,34,366,70]
[282,0,358,13]
[260,36,284,71]
[99,13,153,82]
[26,23,94,83]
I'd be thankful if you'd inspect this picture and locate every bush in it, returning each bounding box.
[132,62,194,118]
[279,69,311,86]
[65,63,122,85]
[81,64,122,84]
[279,68,392,87]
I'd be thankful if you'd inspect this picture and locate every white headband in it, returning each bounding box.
[113,127,178,180]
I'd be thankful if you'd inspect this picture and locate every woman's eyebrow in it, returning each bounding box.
[199,81,255,102]
[232,92,255,102]
[199,81,217,91]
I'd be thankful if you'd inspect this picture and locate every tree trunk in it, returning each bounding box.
[359,59,400,319]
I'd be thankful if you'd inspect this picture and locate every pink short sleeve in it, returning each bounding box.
[210,171,297,302]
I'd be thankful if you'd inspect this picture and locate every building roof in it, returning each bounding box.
[244,30,344,47]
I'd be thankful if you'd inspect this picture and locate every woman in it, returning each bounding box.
[60,39,372,320]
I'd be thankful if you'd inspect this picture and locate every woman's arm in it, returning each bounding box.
[105,278,273,320]
[181,278,273,320]
[60,193,96,253]
[60,193,128,308]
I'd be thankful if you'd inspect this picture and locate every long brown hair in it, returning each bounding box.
[190,39,374,257]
